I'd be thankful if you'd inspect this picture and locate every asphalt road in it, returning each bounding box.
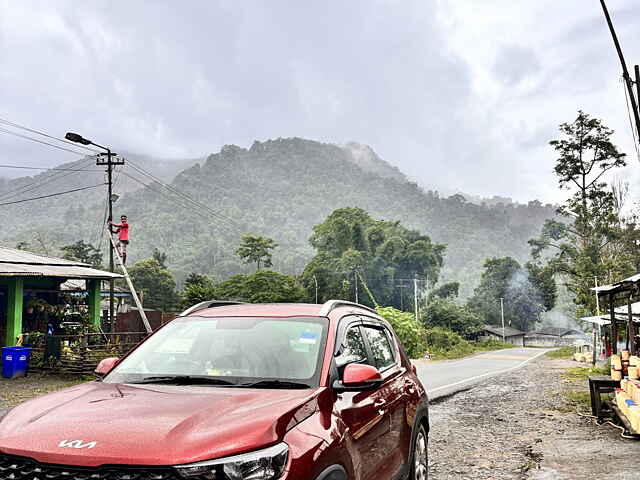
[413,347,551,400]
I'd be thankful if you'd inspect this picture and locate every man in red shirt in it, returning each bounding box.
[110,215,129,265]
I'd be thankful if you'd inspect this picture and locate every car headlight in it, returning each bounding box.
[175,442,289,480]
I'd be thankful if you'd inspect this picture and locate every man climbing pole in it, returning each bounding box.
[109,214,129,265]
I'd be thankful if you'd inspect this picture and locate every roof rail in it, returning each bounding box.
[319,300,378,317]
[179,300,245,317]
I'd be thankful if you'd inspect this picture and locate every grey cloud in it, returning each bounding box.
[493,45,541,86]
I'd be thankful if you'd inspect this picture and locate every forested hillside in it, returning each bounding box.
[0,138,555,296]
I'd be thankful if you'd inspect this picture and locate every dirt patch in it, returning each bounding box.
[0,374,83,418]
[428,357,639,479]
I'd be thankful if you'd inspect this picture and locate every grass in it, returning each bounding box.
[562,365,609,379]
[546,346,575,359]
[561,389,592,412]
[428,339,517,360]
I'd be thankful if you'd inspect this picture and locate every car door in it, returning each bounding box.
[361,321,409,479]
[333,317,391,480]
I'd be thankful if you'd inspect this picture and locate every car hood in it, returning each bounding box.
[0,381,320,467]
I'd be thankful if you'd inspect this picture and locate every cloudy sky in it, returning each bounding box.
[1,0,639,202]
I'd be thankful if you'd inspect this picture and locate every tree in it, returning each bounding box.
[530,111,628,314]
[129,258,179,311]
[152,248,168,269]
[61,240,103,267]
[429,282,460,300]
[301,208,445,309]
[180,273,216,309]
[214,270,305,303]
[423,298,483,337]
[236,234,278,270]
[468,257,553,331]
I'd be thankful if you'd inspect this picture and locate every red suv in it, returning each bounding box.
[0,301,429,480]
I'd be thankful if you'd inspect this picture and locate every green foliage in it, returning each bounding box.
[0,138,557,298]
[546,346,574,359]
[129,258,179,312]
[424,327,515,360]
[236,234,278,270]
[423,297,483,337]
[152,248,168,268]
[302,208,445,309]
[530,111,633,314]
[60,240,103,267]
[428,282,460,300]
[180,273,216,309]
[214,270,305,303]
[375,306,427,358]
[467,256,554,331]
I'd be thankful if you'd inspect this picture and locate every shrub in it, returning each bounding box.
[376,306,428,358]
[423,327,477,360]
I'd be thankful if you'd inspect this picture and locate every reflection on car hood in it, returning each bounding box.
[0,381,320,467]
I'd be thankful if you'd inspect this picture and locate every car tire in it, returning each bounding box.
[410,423,428,480]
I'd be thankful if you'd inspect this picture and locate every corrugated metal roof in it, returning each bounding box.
[0,246,122,280]
[0,246,88,266]
[592,273,640,295]
[482,324,524,337]
[0,263,121,279]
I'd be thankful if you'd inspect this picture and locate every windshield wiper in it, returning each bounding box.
[128,376,237,386]
[239,380,311,389]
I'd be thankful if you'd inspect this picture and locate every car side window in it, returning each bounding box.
[363,326,396,370]
[340,325,369,365]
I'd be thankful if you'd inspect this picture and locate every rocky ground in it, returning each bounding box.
[428,356,639,479]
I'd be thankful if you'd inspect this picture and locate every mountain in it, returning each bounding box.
[0,138,556,297]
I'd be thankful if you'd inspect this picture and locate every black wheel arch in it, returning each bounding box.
[315,464,348,480]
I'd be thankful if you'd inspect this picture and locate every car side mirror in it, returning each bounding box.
[95,357,119,378]
[333,363,383,393]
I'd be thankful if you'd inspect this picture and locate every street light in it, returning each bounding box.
[66,131,123,333]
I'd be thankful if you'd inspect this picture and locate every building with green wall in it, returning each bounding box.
[0,247,122,346]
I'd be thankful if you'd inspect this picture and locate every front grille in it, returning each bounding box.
[0,454,182,480]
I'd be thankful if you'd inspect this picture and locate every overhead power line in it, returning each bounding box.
[118,170,238,235]
[0,157,96,202]
[125,159,243,232]
[0,117,100,153]
[0,164,101,172]
[0,183,105,206]
[0,127,96,156]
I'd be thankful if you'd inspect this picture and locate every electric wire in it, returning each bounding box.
[118,170,238,235]
[125,160,243,231]
[621,77,640,163]
[0,117,100,153]
[0,157,96,202]
[126,160,242,230]
[0,127,93,156]
[0,164,101,172]
[0,183,105,206]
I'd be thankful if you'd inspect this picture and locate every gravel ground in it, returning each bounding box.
[0,374,81,418]
[428,356,639,480]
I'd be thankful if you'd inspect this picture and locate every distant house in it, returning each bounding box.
[479,325,525,347]
[524,327,588,347]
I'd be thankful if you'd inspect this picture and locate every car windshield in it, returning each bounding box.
[104,316,328,387]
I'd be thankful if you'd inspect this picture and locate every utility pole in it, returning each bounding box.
[600,0,640,143]
[594,276,600,365]
[414,276,419,322]
[65,132,124,333]
[313,274,318,304]
[354,270,359,304]
[500,297,505,343]
[98,149,124,332]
